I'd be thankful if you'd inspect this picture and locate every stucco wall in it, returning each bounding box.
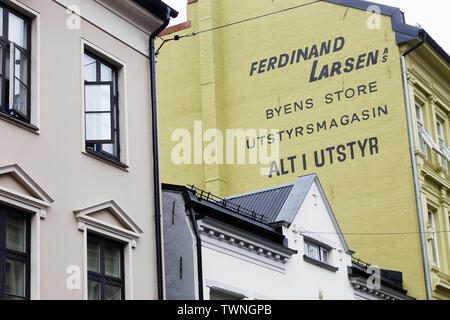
[200,180,355,300]
[156,0,427,299]
[0,0,158,299]
[162,189,197,300]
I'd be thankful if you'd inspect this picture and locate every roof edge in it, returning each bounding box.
[131,0,178,21]
[323,0,449,64]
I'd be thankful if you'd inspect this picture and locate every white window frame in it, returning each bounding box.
[436,119,448,170]
[427,210,440,269]
[74,200,143,300]
[80,39,129,169]
[206,279,248,300]
[0,164,53,300]
[415,102,428,157]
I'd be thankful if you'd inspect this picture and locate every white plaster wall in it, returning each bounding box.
[201,180,355,300]
[0,0,160,299]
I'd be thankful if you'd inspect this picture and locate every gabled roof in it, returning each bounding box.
[226,183,294,223]
[164,173,353,254]
[323,0,449,63]
[226,174,353,254]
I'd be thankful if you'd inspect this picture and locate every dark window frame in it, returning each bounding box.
[87,233,125,301]
[84,51,122,165]
[0,3,32,125]
[0,204,31,300]
[303,240,338,272]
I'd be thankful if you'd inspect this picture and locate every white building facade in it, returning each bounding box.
[0,0,176,300]
[163,175,414,300]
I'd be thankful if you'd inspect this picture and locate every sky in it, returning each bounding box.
[163,0,449,53]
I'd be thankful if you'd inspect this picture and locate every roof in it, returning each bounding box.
[132,0,178,21]
[163,174,353,254]
[226,174,353,255]
[323,0,449,64]
[226,174,318,225]
[349,258,415,299]
[226,183,294,223]
[162,183,289,247]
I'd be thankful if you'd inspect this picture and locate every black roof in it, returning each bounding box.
[132,0,178,21]
[226,184,294,224]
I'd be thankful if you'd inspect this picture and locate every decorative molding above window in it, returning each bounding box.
[0,163,53,299]
[74,200,143,246]
[0,164,53,217]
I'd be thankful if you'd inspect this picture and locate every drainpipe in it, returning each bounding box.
[400,29,433,300]
[150,9,172,301]
[189,208,204,300]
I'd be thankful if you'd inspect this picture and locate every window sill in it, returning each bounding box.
[0,111,39,133]
[303,255,338,272]
[430,265,440,273]
[84,149,129,171]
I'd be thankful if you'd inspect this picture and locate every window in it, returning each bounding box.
[436,119,448,170]
[0,204,30,300]
[415,103,428,157]
[210,288,244,300]
[415,102,444,160]
[87,234,124,300]
[304,241,329,264]
[84,52,121,164]
[0,4,31,124]
[427,210,440,268]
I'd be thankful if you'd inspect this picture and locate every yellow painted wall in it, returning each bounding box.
[157,0,428,299]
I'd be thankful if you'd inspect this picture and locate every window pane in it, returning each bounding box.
[87,239,100,273]
[5,259,26,298]
[85,84,111,112]
[86,113,112,141]
[0,8,3,37]
[102,143,117,156]
[14,48,27,83]
[210,289,242,300]
[9,13,27,49]
[6,214,26,252]
[105,284,121,300]
[5,48,10,108]
[0,45,2,75]
[101,64,112,82]
[5,295,26,300]
[307,243,319,260]
[13,78,27,116]
[104,242,121,278]
[84,54,96,82]
[320,248,328,264]
[0,46,2,102]
[88,279,100,300]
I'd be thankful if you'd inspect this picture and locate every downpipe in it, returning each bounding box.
[189,208,204,300]
[400,30,433,300]
[150,9,171,301]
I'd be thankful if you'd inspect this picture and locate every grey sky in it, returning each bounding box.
[163,0,449,53]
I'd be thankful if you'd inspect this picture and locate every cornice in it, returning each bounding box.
[349,278,414,300]
[198,224,293,264]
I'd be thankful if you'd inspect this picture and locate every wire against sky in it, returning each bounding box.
[156,0,322,54]
[300,230,450,236]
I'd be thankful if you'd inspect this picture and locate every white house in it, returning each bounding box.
[162,174,414,300]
